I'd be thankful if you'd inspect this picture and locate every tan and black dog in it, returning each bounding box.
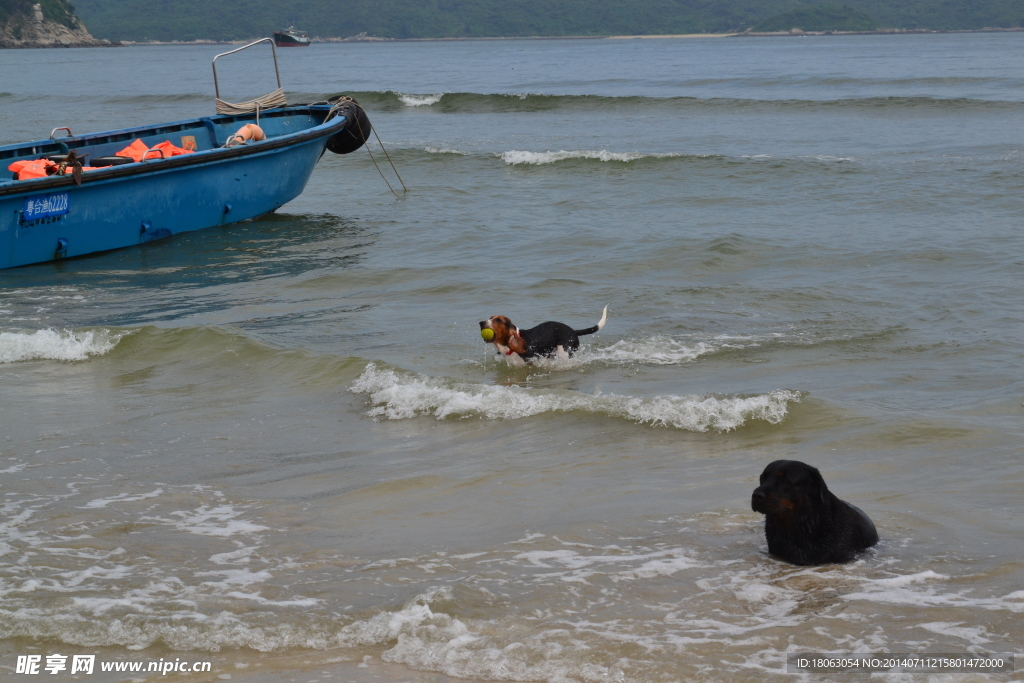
[480,306,607,364]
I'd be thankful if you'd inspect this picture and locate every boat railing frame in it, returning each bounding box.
[211,37,283,104]
[209,37,284,126]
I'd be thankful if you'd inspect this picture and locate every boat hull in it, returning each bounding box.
[0,106,347,269]
[273,31,310,47]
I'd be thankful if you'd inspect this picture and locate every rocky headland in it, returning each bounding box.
[0,0,116,47]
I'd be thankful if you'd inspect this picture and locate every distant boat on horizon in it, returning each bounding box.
[273,27,310,47]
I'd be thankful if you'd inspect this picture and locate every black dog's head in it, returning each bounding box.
[751,460,829,518]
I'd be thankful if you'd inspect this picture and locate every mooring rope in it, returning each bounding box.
[363,126,407,198]
[325,96,407,198]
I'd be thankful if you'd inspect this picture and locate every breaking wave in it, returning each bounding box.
[350,363,800,432]
[497,331,877,370]
[508,335,726,369]
[0,328,127,364]
[386,147,866,172]
[423,146,470,155]
[501,149,686,165]
[397,93,444,107]
[325,90,1017,114]
[1,90,1017,113]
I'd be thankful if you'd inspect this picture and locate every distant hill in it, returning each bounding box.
[71,0,1024,42]
[1,0,78,30]
[753,5,879,32]
[1,0,112,47]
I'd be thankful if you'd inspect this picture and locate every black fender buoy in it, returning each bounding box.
[326,100,372,155]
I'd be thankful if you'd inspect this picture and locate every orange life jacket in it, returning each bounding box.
[7,158,56,180]
[115,138,195,161]
[114,139,151,162]
[150,140,195,157]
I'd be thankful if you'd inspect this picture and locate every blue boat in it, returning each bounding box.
[0,39,371,270]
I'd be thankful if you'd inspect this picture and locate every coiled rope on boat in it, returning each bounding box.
[215,88,288,120]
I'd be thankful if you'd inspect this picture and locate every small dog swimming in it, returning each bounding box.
[480,306,608,364]
[751,460,878,566]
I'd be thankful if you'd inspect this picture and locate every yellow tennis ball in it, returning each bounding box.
[481,328,495,341]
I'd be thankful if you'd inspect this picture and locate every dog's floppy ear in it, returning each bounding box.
[808,465,829,506]
[508,333,527,354]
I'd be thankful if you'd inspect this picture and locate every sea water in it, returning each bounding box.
[0,34,1022,682]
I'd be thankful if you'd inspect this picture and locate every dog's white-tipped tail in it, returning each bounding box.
[596,305,608,330]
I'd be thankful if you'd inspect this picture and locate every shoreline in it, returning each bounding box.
[729,26,1024,38]
[100,26,1024,47]
[0,40,120,48]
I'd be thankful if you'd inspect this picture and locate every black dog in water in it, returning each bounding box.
[751,460,878,565]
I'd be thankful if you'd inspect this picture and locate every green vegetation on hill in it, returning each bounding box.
[70,0,1024,42]
[753,4,879,32]
[1,0,81,29]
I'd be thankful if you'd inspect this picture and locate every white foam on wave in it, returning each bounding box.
[83,488,164,509]
[582,336,717,366]
[0,328,126,363]
[397,93,443,106]
[844,571,1024,612]
[5,565,135,597]
[801,154,858,162]
[575,330,871,367]
[513,546,702,583]
[0,487,323,650]
[154,505,271,537]
[339,587,604,682]
[499,336,731,372]
[209,546,257,565]
[684,562,1024,651]
[916,621,992,645]
[195,567,273,588]
[424,146,469,155]
[350,363,799,432]
[500,149,682,165]
[221,591,320,607]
